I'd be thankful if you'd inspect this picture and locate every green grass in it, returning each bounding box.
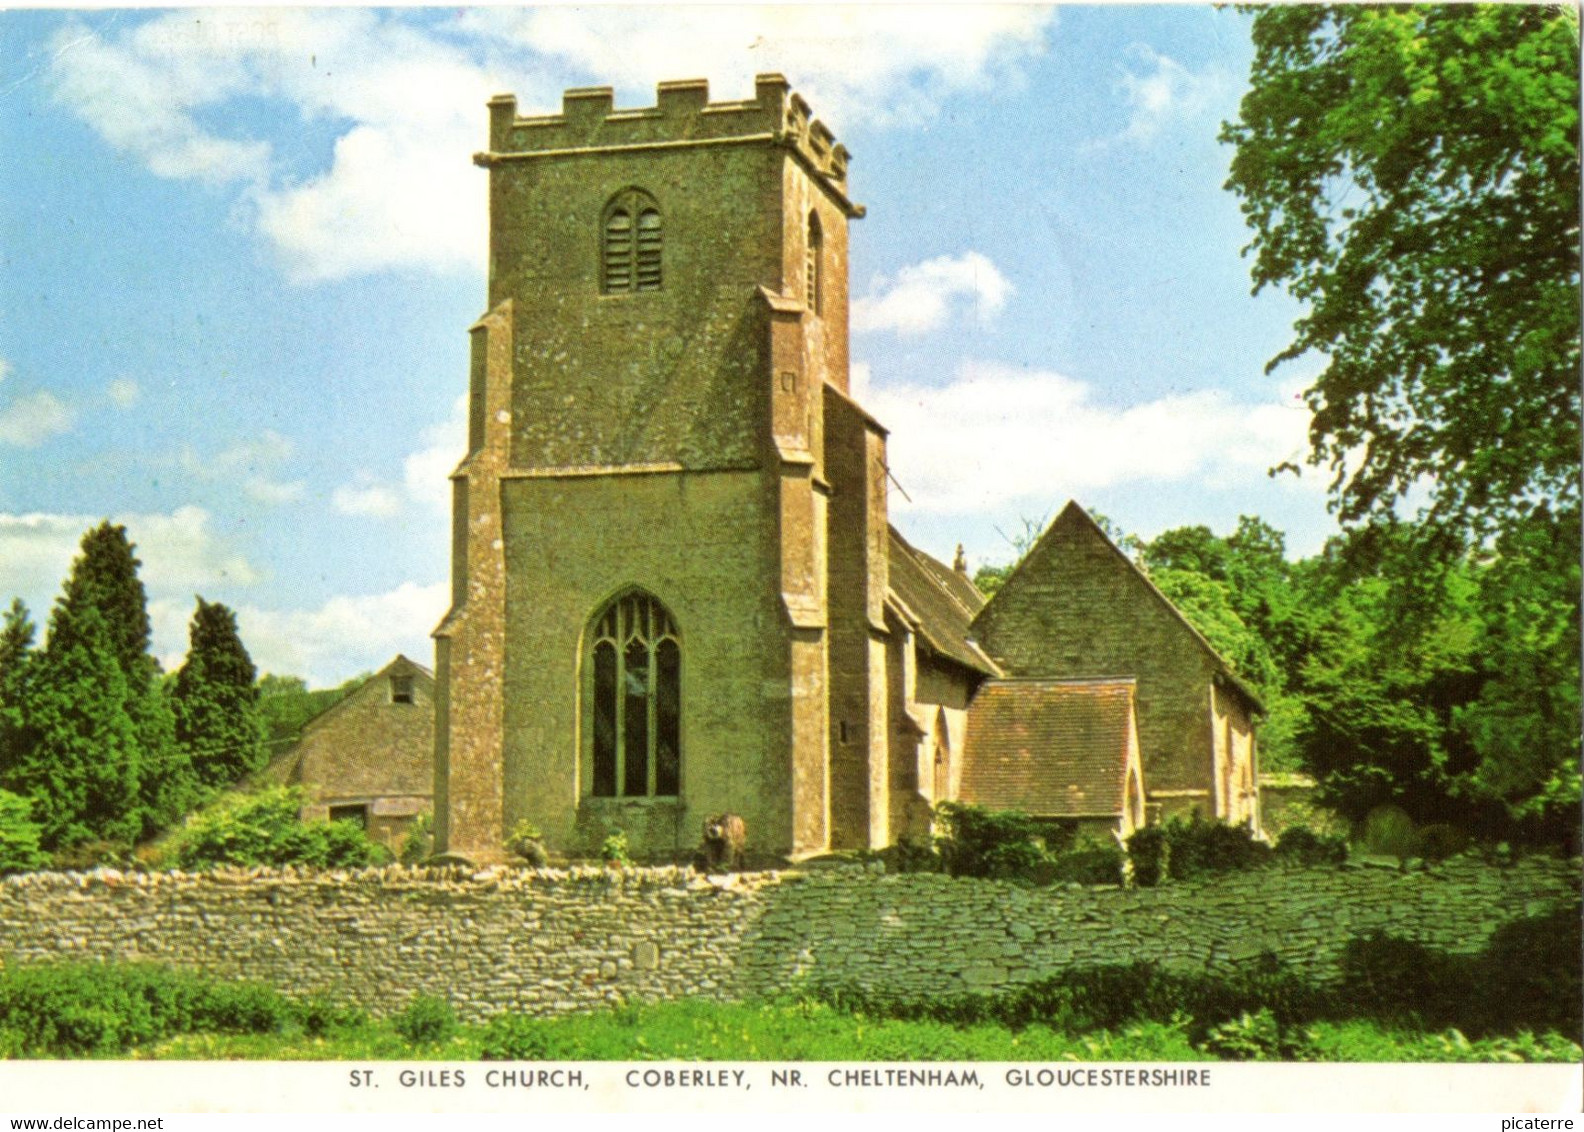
[120,1000,1578,1063]
[4,960,1577,1062]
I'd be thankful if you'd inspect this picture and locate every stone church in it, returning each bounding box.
[432,75,1261,864]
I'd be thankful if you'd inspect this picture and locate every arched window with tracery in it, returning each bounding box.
[805,211,823,316]
[602,189,662,294]
[587,591,680,797]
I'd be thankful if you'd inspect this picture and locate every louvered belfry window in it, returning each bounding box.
[589,591,680,797]
[602,190,662,294]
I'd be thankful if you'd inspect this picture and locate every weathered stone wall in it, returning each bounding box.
[0,858,1573,1024]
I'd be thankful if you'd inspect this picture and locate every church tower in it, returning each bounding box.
[434,75,887,862]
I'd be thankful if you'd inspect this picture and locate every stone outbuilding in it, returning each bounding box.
[972,503,1263,829]
[432,75,1261,864]
[264,655,434,852]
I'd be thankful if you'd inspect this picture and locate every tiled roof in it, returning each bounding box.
[886,526,998,676]
[960,679,1136,818]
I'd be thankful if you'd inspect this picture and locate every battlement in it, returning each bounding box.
[475,73,858,213]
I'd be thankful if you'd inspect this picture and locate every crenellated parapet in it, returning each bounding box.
[475,73,861,216]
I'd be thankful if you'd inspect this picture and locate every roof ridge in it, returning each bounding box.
[888,524,981,622]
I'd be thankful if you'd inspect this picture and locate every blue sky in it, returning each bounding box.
[0,5,1339,686]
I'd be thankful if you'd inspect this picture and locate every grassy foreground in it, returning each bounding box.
[125,1000,1582,1064]
[3,960,1576,1063]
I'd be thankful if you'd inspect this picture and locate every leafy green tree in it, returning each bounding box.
[1223,5,1580,540]
[256,671,365,753]
[1451,518,1581,841]
[173,598,266,791]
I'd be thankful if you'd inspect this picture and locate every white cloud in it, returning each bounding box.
[0,506,258,620]
[178,430,304,507]
[1114,44,1228,144]
[866,361,1315,515]
[231,581,447,687]
[49,7,1054,282]
[333,395,464,518]
[332,481,402,518]
[464,6,1054,131]
[0,507,437,686]
[0,358,11,383]
[852,252,1012,337]
[107,378,140,409]
[0,391,75,447]
[849,361,873,402]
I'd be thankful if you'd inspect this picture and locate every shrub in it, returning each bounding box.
[1475,903,1582,1037]
[293,994,368,1038]
[1128,817,1270,884]
[1337,931,1463,1028]
[1273,825,1349,867]
[599,830,631,867]
[1125,825,1168,887]
[167,787,388,870]
[0,790,46,875]
[1047,840,1125,886]
[880,835,940,874]
[933,802,1049,881]
[0,963,290,1056]
[49,839,135,872]
[479,1013,555,1060]
[1199,1008,1319,1061]
[393,995,457,1045]
[1164,817,1271,880]
[1416,823,1471,863]
[399,812,434,865]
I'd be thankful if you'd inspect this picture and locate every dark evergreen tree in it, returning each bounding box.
[173,598,265,790]
[59,523,189,835]
[12,603,142,848]
[0,599,39,784]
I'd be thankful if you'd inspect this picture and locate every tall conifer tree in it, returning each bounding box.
[173,598,265,790]
[0,599,38,783]
[18,602,142,847]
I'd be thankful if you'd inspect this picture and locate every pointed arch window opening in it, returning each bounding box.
[602,190,662,294]
[805,211,823,316]
[589,592,680,798]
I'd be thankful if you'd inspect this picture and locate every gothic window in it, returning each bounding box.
[602,189,662,294]
[805,211,823,316]
[588,591,680,797]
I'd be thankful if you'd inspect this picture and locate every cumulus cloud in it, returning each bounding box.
[463,6,1053,131]
[1113,44,1229,144]
[49,7,1054,282]
[865,361,1315,515]
[0,390,74,447]
[229,581,448,687]
[852,252,1012,337]
[333,395,464,518]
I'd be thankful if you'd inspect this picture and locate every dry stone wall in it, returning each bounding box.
[0,857,1574,1022]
